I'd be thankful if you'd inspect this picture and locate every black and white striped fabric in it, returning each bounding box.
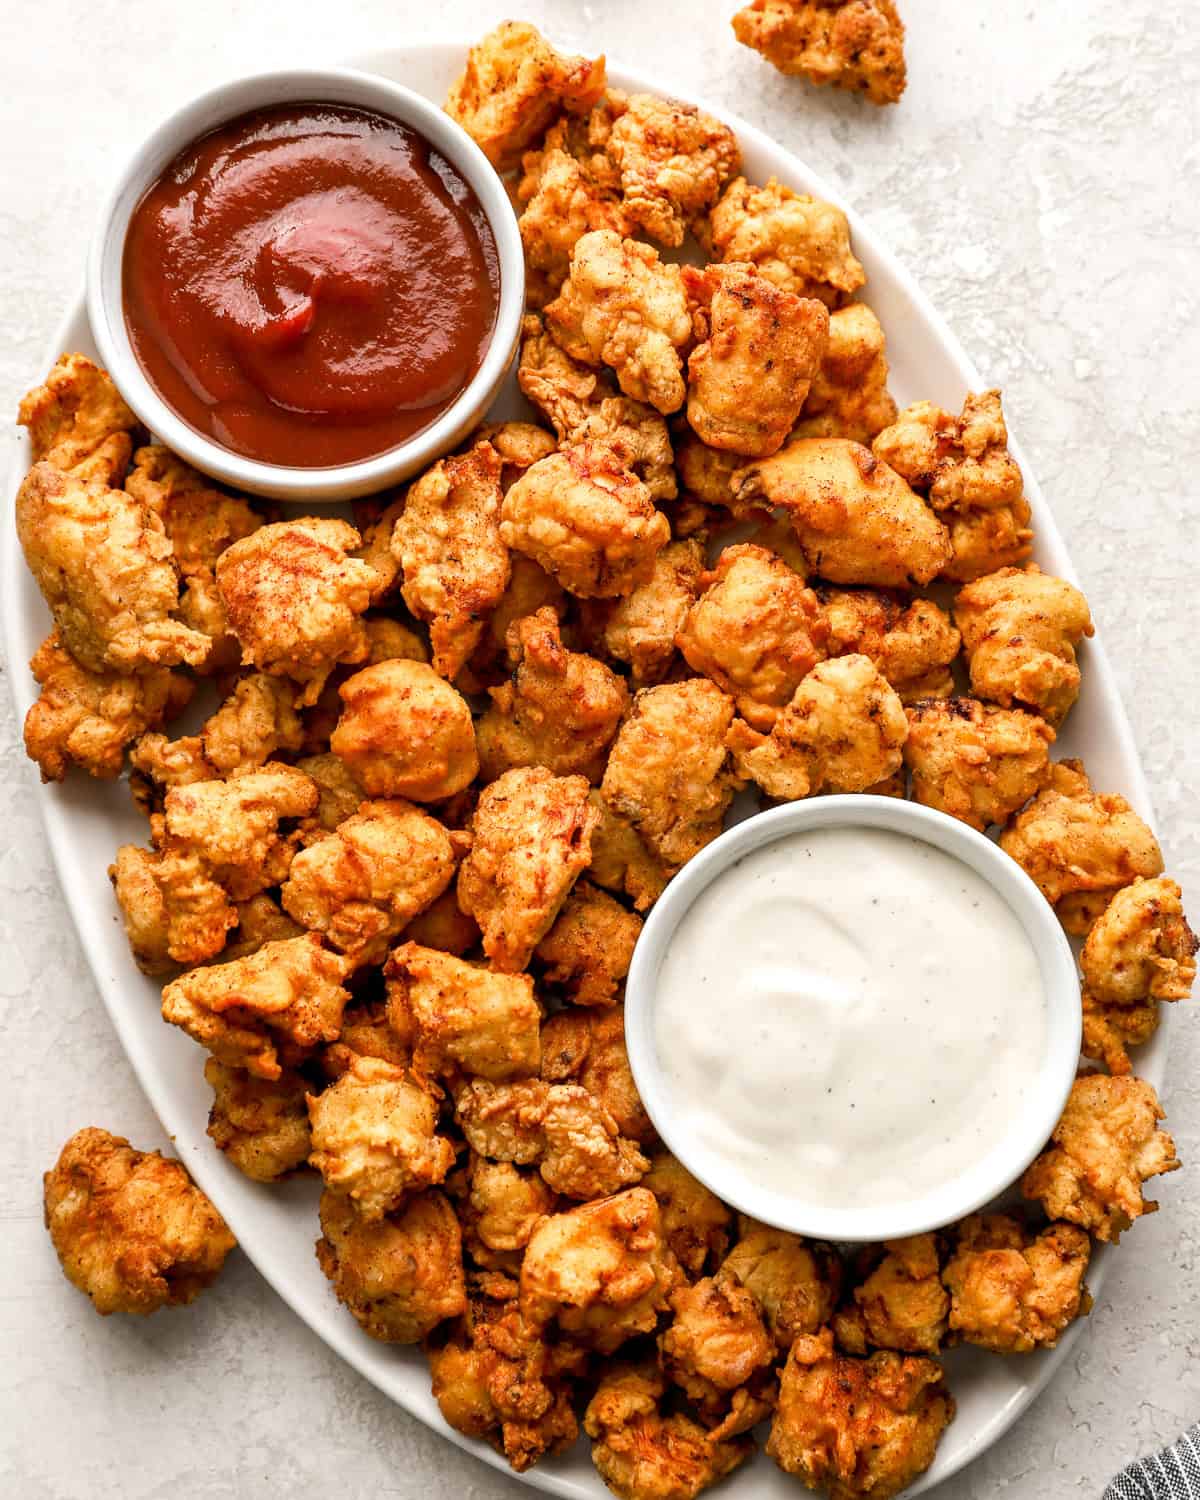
[1104,1427,1200,1500]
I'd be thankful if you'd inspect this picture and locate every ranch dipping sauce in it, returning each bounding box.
[653,825,1047,1217]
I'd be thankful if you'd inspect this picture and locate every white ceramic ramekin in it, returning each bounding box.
[624,796,1081,1243]
[86,67,525,502]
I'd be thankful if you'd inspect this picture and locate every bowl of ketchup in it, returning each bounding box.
[87,68,525,500]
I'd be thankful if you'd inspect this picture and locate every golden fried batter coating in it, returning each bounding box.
[678,543,829,729]
[767,1329,952,1500]
[903,697,1055,831]
[999,759,1163,935]
[534,881,643,1007]
[733,438,952,588]
[545,231,696,414]
[293,752,365,840]
[457,1078,649,1201]
[659,1271,775,1435]
[316,1186,466,1342]
[24,630,191,783]
[518,142,630,308]
[683,262,828,457]
[331,659,478,802]
[307,1054,454,1219]
[282,800,462,962]
[386,943,542,1083]
[1081,993,1160,1080]
[43,1127,235,1316]
[722,1221,842,1350]
[18,353,136,479]
[460,1155,558,1268]
[954,564,1094,726]
[540,1006,653,1145]
[1021,1073,1180,1242]
[16,463,211,674]
[728,654,907,801]
[216,518,377,705]
[465,553,569,692]
[321,998,413,1080]
[642,1151,732,1279]
[942,1214,1091,1354]
[733,0,908,106]
[351,493,407,604]
[391,439,511,681]
[204,1058,311,1182]
[580,538,706,687]
[796,303,898,444]
[584,1362,752,1499]
[606,93,741,249]
[402,884,481,957]
[162,933,350,1081]
[444,21,606,170]
[223,894,305,961]
[476,607,629,782]
[587,790,674,912]
[109,843,233,974]
[817,585,961,703]
[458,767,599,972]
[601,680,740,867]
[835,1235,948,1355]
[521,1188,680,1352]
[673,426,760,519]
[707,176,865,307]
[500,442,671,599]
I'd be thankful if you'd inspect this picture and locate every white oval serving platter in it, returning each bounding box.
[2,37,1169,1500]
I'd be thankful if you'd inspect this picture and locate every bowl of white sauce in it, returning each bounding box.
[624,796,1081,1243]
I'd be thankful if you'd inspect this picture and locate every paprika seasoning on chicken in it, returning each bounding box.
[123,102,500,468]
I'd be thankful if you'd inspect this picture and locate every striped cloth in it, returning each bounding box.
[1105,1428,1200,1499]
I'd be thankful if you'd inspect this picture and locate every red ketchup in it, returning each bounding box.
[123,102,500,468]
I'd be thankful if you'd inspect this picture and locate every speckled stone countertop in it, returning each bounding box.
[1,2,1196,1495]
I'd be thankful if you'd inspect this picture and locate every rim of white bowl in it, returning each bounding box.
[85,66,525,502]
[624,795,1081,1243]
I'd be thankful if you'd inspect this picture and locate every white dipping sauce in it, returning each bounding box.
[653,826,1046,1214]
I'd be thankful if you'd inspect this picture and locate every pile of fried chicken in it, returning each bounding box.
[29,22,1193,1500]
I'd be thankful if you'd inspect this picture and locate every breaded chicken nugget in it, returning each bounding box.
[816,585,961,703]
[458,1155,557,1270]
[204,1058,312,1183]
[18,353,135,481]
[659,1271,776,1437]
[642,1151,733,1279]
[834,1235,948,1355]
[519,144,631,308]
[733,0,907,106]
[707,176,865,307]
[534,881,643,1007]
[586,790,674,912]
[540,1006,652,1145]
[796,303,898,444]
[580,538,706,687]
[722,1220,842,1350]
[903,697,1055,831]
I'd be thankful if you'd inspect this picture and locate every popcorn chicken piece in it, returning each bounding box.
[874,391,1033,582]
[545,231,696,414]
[521,1188,680,1352]
[282,800,462,963]
[351,493,407,605]
[204,1058,312,1182]
[834,1235,948,1355]
[43,1127,235,1316]
[456,1079,649,1201]
[602,680,741,867]
[954,564,1094,726]
[307,1054,454,1219]
[673,425,762,520]
[458,767,599,972]
[796,303,897,444]
[707,177,866,307]
[534,881,643,1007]
[18,353,136,480]
[518,144,630,307]
[642,1151,733,1279]
[540,1006,652,1145]
[162,934,350,1081]
[580,538,706,686]
[1081,993,1160,1080]
[321,998,414,1081]
[678,543,829,729]
[586,790,674,911]
[401,885,481,957]
[460,1156,558,1269]
[1022,1073,1180,1242]
[445,21,605,170]
[293,753,365,840]
[606,93,741,249]
[728,654,907,801]
[223,894,305,961]
[316,1186,466,1342]
[392,439,511,681]
[942,1214,1092,1354]
[659,1272,775,1435]
[903,697,1055,831]
[1000,759,1163,935]
[109,844,235,974]
[722,1220,842,1350]
[584,1361,753,1498]
[216,518,377,704]
[330,659,478,802]
[817,585,961,703]
[476,420,562,487]
[24,629,191,783]
[734,0,908,106]
[734,438,952,588]
[385,942,541,1083]
[500,443,670,601]
[767,1329,952,1500]
[518,314,677,500]
[429,1271,580,1470]
[16,463,211,674]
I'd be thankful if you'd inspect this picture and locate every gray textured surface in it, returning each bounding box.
[1,1,1197,1496]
